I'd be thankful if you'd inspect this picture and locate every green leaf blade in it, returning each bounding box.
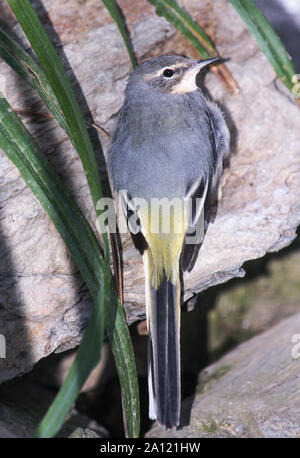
[6,0,107,245]
[101,0,136,67]
[0,92,139,437]
[106,300,140,438]
[3,0,142,437]
[36,284,108,438]
[0,27,68,131]
[229,0,296,93]
[147,0,214,59]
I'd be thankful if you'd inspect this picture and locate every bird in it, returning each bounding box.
[107,54,230,428]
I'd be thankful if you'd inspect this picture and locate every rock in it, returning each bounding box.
[63,427,100,438]
[147,311,300,438]
[0,0,299,382]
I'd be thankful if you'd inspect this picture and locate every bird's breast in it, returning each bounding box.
[109,92,213,199]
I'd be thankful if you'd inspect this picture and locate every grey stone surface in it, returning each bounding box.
[147,311,300,438]
[0,0,299,383]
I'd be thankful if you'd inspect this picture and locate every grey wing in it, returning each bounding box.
[181,100,230,273]
[181,178,209,272]
[206,99,230,191]
[119,190,148,255]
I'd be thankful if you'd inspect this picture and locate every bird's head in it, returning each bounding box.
[128,55,219,96]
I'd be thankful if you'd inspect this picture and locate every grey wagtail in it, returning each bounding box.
[108,55,230,428]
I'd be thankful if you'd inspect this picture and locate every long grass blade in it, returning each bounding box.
[149,0,214,56]
[6,0,107,251]
[0,92,106,436]
[0,91,139,437]
[0,26,68,131]
[36,284,108,438]
[106,296,140,438]
[0,0,139,437]
[101,0,136,67]
[4,0,140,437]
[0,22,122,315]
[229,0,298,102]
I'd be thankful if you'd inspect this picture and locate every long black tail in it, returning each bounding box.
[145,256,181,428]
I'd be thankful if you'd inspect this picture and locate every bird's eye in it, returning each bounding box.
[163,68,174,78]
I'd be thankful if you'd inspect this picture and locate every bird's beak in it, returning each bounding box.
[183,57,220,83]
[192,57,220,73]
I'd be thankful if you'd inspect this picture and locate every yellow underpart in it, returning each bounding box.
[138,200,186,289]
